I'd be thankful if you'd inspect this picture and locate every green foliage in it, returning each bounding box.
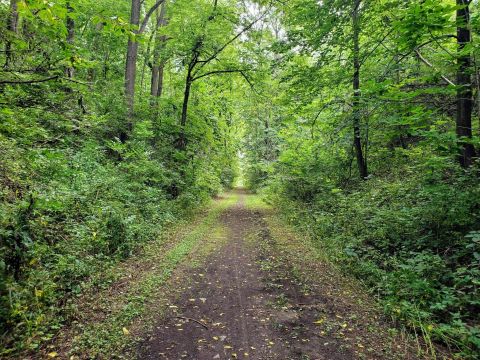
[267,163,480,356]
[240,0,480,358]
[262,145,480,349]
[2,0,480,357]
[0,0,242,354]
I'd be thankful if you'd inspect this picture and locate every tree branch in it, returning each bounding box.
[415,49,455,86]
[192,68,249,82]
[139,0,166,34]
[193,8,270,75]
[62,77,92,86]
[0,75,59,85]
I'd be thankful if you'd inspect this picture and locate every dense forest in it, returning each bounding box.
[1,0,480,358]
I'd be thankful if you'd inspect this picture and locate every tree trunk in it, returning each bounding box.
[65,1,75,79]
[151,60,166,98]
[456,0,475,167]
[352,0,368,179]
[4,0,19,69]
[140,31,155,96]
[157,63,165,97]
[151,66,160,97]
[178,38,202,149]
[151,2,167,101]
[178,75,192,149]
[125,0,141,121]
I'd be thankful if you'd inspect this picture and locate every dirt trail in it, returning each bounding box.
[138,190,420,360]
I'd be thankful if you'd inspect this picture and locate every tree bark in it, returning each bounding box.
[352,0,368,179]
[178,75,192,149]
[180,76,191,128]
[4,0,19,69]
[456,0,475,167]
[65,1,75,79]
[125,0,141,121]
[151,2,167,100]
[157,63,165,97]
[178,37,202,149]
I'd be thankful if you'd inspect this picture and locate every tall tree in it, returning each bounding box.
[65,1,75,79]
[124,0,141,123]
[456,0,476,167]
[151,1,168,102]
[176,13,263,149]
[4,0,19,69]
[352,0,368,178]
[124,0,166,136]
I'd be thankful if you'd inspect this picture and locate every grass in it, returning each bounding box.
[243,192,271,211]
[244,192,428,359]
[37,192,239,359]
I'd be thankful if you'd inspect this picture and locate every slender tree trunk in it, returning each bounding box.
[4,0,19,69]
[181,77,192,128]
[140,30,155,97]
[456,0,475,167]
[157,63,165,97]
[178,38,202,149]
[178,74,192,149]
[125,0,141,122]
[151,65,160,97]
[352,0,368,179]
[151,2,167,101]
[65,1,75,79]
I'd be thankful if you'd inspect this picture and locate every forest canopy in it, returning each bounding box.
[1,0,479,358]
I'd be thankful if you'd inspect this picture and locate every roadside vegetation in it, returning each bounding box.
[1,0,480,358]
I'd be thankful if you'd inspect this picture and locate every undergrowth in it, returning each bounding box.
[262,163,480,359]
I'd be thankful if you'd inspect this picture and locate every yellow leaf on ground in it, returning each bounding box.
[122,327,130,335]
[47,352,58,358]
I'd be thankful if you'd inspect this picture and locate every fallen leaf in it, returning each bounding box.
[122,327,130,335]
[47,352,58,358]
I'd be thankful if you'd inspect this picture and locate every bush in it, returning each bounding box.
[267,161,480,357]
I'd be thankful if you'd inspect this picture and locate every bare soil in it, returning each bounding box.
[138,190,424,360]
